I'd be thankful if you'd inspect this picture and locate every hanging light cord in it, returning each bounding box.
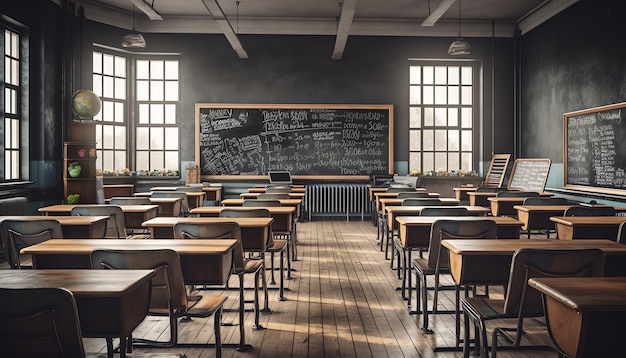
[236,1,240,34]
[458,0,462,38]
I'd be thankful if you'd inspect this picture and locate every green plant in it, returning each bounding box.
[68,162,82,178]
[67,193,80,204]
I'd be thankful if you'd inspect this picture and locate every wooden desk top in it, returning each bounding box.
[190,206,295,215]
[380,197,459,207]
[528,277,626,311]
[386,205,490,215]
[516,205,626,213]
[38,204,159,214]
[149,197,182,203]
[396,215,522,227]
[0,269,155,297]
[142,216,274,228]
[549,216,626,226]
[374,191,438,198]
[103,184,134,188]
[441,239,626,256]
[202,186,222,191]
[240,192,305,199]
[488,195,553,203]
[221,198,302,206]
[21,238,238,256]
[248,187,306,193]
[0,215,109,225]
[134,192,204,197]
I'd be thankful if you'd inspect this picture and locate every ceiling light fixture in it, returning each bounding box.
[448,0,471,55]
[122,4,146,48]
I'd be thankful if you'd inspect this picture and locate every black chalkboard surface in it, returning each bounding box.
[564,102,626,195]
[195,104,393,178]
[507,159,551,193]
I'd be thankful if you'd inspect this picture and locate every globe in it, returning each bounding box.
[72,89,101,118]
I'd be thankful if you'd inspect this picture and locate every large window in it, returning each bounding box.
[92,50,179,175]
[408,61,479,174]
[3,28,21,180]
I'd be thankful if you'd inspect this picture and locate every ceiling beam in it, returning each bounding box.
[422,0,456,26]
[129,0,163,21]
[332,0,357,60]
[201,0,248,59]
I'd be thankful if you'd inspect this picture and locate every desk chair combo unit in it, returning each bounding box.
[0,218,63,269]
[462,248,605,358]
[90,249,227,357]
[243,198,298,261]
[152,191,190,217]
[412,219,497,341]
[519,197,569,238]
[71,205,151,240]
[173,221,267,351]
[220,208,289,301]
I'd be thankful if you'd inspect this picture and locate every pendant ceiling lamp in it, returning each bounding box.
[448,0,470,55]
[122,4,146,48]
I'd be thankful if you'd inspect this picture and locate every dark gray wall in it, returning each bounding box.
[85,21,516,170]
[521,0,626,162]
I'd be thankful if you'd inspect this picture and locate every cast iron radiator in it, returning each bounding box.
[0,196,28,262]
[304,184,369,221]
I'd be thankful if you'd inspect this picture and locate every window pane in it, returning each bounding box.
[136,60,150,79]
[448,86,459,105]
[150,60,164,79]
[103,150,114,170]
[409,130,421,151]
[423,153,434,172]
[103,76,114,98]
[409,107,421,128]
[103,125,114,147]
[409,66,421,84]
[115,102,124,123]
[138,104,150,124]
[409,153,421,173]
[136,151,149,171]
[150,81,164,101]
[448,108,458,126]
[434,66,447,85]
[137,127,149,149]
[164,104,176,124]
[461,86,473,105]
[151,127,164,150]
[150,153,164,171]
[115,78,126,100]
[136,80,149,101]
[461,130,473,151]
[434,86,446,105]
[165,60,179,80]
[93,75,102,97]
[95,124,102,147]
[435,130,447,151]
[115,126,126,149]
[114,56,126,77]
[448,67,459,85]
[461,108,472,128]
[103,54,114,76]
[114,151,126,171]
[461,66,472,84]
[448,152,460,170]
[462,153,473,171]
[165,128,178,150]
[409,86,421,105]
[435,108,446,126]
[448,130,459,151]
[102,101,114,122]
[423,66,434,84]
[150,104,164,124]
[423,130,433,151]
[164,81,178,101]
[424,107,434,126]
[165,151,178,169]
[434,152,447,171]
[423,86,433,105]
[93,52,102,74]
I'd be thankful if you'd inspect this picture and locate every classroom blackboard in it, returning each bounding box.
[507,158,551,193]
[195,104,393,178]
[564,102,626,195]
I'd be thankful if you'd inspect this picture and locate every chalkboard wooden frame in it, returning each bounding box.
[195,103,394,180]
[564,102,626,195]
[507,158,551,193]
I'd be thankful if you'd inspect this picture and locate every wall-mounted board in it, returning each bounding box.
[564,102,626,195]
[507,158,551,193]
[195,104,393,180]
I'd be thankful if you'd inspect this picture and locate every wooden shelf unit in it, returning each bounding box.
[64,141,97,203]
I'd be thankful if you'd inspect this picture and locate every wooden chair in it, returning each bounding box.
[258,193,290,199]
[412,219,497,335]
[520,197,569,238]
[220,208,289,300]
[563,205,616,216]
[71,205,150,239]
[396,191,429,199]
[172,221,268,334]
[152,191,189,216]
[242,199,297,260]
[265,186,292,193]
[1,219,63,269]
[110,196,152,205]
[617,221,626,244]
[462,248,605,358]
[90,248,227,356]
[402,198,443,206]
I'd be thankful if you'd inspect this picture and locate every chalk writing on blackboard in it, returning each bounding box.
[564,103,626,194]
[195,104,393,177]
[508,159,551,193]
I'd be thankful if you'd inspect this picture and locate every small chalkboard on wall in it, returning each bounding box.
[195,104,394,180]
[564,102,626,195]
[507,159,551,193]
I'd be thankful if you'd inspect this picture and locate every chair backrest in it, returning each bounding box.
[0,287,86,357]
[386,186,411,193]
[475,186,504,193]
[618,221,626,244]
[483,153,511,188]
[220,208,271,218]
[402,198,443,206]
[172,221,244,273]
[427,219,498,268]
[258,193,290,199]
[109,196,151,205]
[265,186,292,193]
[1,219,64,269]
[522,197,568,206]
[397,192,429,199]
[563,205,616,216]
[502,248,605,317]
[496,191,540,198]
[70,205,126,239]
[242,199,282,207]
[175,186,202,192]
[151,191,189,214]
[90,248,188,316]
[420,207,469,216]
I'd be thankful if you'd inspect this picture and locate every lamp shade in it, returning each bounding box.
[448,39,471,55]
[122,32,146,48]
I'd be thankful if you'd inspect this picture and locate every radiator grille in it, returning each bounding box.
[304,184,369,221]
[0,197,28,262]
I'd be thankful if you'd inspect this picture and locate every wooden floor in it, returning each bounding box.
[61,220,558,357]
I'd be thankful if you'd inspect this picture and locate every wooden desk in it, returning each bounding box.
[103,184,134,199]
[203,186,222,203]
[149,197,182,216]
[142,217,273,253]
[22,238,236,285]
[467,191,497,207]
[37,205,158,231]
[374,191,441,213]
[453,186,478,202]
[222,198,302,220]
[0,215,109,239]
[0,269,154,358]
[487,194,553,216]
[442,239,626,285]
[240,192,305,199]
[248,187,306,193]
[550,216,626,241]
[134,191,205,210]
[191,206,295,235]
[529,277,626,358]
[149,186,177,191]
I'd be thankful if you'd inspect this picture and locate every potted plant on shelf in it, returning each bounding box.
[68,162,82,178]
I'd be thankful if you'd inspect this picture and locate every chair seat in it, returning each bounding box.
[267,239,287,252]
[127,233,152,240]
[242,258,264,274]
[463,297,506,320]
[412,258,437,275]
[186,294,228,317]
